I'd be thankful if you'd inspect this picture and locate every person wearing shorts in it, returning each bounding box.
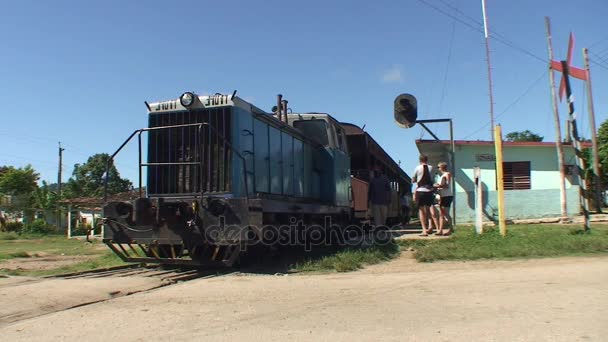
[412,155,434,236]
[434,162,453,236]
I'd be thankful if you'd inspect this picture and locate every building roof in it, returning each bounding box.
[58,190,141,210]
[416,139,592,148]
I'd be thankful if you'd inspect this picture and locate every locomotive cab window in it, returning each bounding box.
[335,126,348,153]
[293,119,329,146]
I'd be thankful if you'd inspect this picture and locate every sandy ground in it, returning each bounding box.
[0,275,165,325]
[1,253,607,341]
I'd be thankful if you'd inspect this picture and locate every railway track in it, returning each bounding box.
[0,265,238,326]
[45,264,233,284]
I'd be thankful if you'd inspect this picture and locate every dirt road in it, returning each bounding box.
[2,253,607,341]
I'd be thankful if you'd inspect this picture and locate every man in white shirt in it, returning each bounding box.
[411,155,434,236]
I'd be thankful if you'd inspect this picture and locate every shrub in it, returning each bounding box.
[72,223,92,236]
[22,219,56,235]
[2,221,24,233]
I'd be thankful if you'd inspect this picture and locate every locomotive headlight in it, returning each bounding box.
[180,92,196,107]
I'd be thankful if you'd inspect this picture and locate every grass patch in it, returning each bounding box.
[8,251,31,258]
[28,252,126,277]
[0,252,126,277]
[398,224,608,262]
[0,232,19,240]
[0,235,126,276]
[293,242,400,273]
[0,235,107,261]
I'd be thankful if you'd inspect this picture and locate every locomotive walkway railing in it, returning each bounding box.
[103,122,250,202]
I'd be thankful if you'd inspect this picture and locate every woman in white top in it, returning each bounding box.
[434,162,453,236]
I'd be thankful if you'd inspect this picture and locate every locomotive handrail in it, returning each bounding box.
[103,122,250,202]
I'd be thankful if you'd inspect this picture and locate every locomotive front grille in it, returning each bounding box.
[147,107,232,196]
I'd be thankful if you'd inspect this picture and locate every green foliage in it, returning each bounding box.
[22,219,56,235]
[65,153,132,198]
[0,165,39,196]
[71,223,92,236]
[33,181,59,211]
[0,165,39,217]
[2,221,23,233]
[597,119,608,187]
[0,232,19,240]
[294,242,399,272]
[397,224,608,262]
[504,130,544,142]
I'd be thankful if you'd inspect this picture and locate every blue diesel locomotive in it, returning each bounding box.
[102,92,410,266]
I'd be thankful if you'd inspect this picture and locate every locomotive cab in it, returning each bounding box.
[287,113,351,208]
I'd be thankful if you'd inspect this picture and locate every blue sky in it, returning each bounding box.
[1,0,607,185]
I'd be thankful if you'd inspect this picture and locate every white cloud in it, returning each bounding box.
[382,65,403,83]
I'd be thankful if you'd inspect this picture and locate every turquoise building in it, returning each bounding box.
[416,140,588,223]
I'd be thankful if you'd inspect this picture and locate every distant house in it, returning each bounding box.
[416,140,590,223]
[59,190,141,237]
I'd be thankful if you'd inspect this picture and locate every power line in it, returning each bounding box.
[438,19,456,114]
[589,58,608,72]
[416,0,546,63]
[589,36,608,49]
[589,50,608,65]
[463,70,548,139]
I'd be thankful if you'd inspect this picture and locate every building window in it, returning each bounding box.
[503,161,531,190]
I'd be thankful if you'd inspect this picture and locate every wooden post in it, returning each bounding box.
[67,204,72,239]
[494,125,507,236]
[583,48,602,213]
[494,125,506,236]
[474,167,483,234]
[545,17,569,221]
[561,61,591,231]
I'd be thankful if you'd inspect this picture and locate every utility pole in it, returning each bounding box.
[561,62,591,231]
[545,17,568,221]
[481,0,495,141]
[57,142,65,230]
[583,48,602,213]
[58,142,64,197]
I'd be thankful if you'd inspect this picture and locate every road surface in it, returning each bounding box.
[2,253,607,341]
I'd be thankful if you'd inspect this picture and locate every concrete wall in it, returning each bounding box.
[452,144,581,222]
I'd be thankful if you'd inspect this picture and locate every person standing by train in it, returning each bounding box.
[412,155,434,236]
[369,166,391,227]
[434,162,453,235]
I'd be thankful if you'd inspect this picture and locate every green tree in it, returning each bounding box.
[0,165,40,221]
[596,119,608,188]
[0,165,39,196]
[65,153,133,198]
[505,130,544,142]
[33,181,59,211]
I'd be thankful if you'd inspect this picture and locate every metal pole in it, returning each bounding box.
[138,133,143,198]
[494,125,506,236]
[583,47,602,213]
[481,0,495,141]
[562,61,591,231]
[545,17,569,221]
[449,119,456,227]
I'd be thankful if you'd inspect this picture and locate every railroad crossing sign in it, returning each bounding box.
[550,33,588,101]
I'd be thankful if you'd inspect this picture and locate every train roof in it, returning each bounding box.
[340,122,411,184]
[146,93,267,115]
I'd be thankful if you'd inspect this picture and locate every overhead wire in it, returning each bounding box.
[462,70,548,139]
[415,0,546,63]
[438,19,456,114]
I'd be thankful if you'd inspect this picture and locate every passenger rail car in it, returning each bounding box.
[102,92,410,267]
